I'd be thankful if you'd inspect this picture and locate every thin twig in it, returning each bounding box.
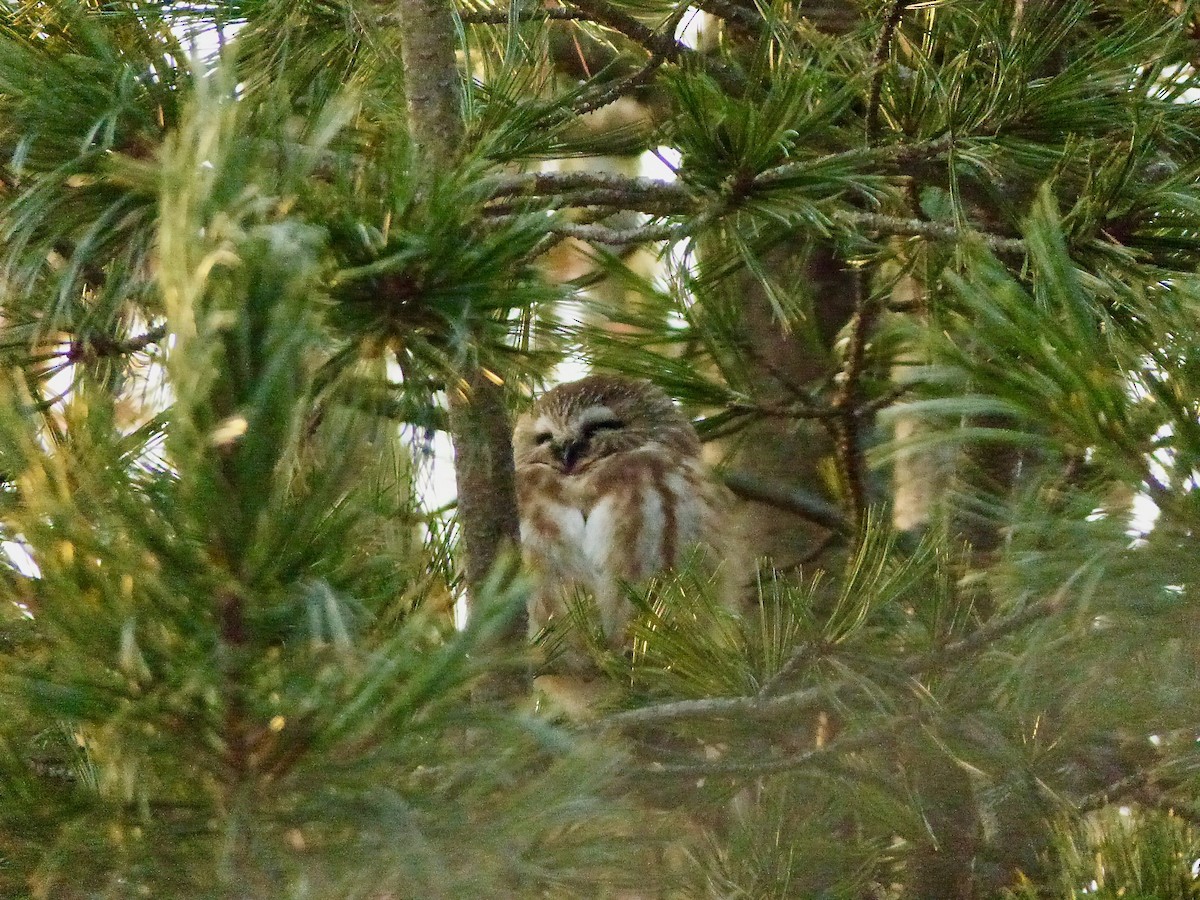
[65,323,169,362]
[572,53,666,116]
[830,0,918,529]
[723,470,851,534]
[838,211,1025,255]
[566,0,685,57]
[824,0,917,534]
[865,0,916,142]
[566,0,745,95]
[550,219,681,245]
[691,0,764,34]
[457,6,595,24]
[755,642,814,698]
[751,134,956,192]
[1076,770,1151,815]
[831,267,872,535]
[640,715,914,778]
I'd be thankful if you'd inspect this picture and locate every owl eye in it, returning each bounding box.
[582,419,624,437]
[534,432,553,446]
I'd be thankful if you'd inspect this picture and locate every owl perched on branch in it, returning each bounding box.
[513,375,738,671]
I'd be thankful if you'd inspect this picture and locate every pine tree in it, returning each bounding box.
[2,0,1199,897]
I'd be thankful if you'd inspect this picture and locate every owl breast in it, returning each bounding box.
[517,446,716,644]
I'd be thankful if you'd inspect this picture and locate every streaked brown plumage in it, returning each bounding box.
[513,375,734,670]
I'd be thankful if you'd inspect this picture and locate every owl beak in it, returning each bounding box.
[552,438,584,473]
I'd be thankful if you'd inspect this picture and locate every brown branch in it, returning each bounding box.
[837,211,1026,255]
[483,172,694,216]
[830,0,923,534]
[548,219,679,245]
[65,323,168,362]
[458,6,595,24]
[599,590,1067,730]
[395,0,525,661]
[566,0,746,95]
[218,588,251,784]
[640,715,914,778]
[723,470,851,534]
[831,267,872,535]
[566,0,689,60]
[1134,784,1200,829]
[865,0,916,141]
[1076,770,1151,815]
[495,139,956,204]
[487,147,1023,262]
[691,0,765,35]
[395,0,464,162]
[571,52,667,116]
[487,170,692,204]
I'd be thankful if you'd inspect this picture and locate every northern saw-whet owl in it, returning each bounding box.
[513,375,735,669]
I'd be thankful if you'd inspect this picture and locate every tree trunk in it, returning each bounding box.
[393,0,524,639]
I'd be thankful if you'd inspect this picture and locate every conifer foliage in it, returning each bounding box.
[1,0,1199,897]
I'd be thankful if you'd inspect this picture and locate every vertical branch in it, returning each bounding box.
[394,0,464,162]
[392,0,524,624]
[445,371,522,595]
[833,0,916,535]
[865,0,915,142]
[830,268,872,535]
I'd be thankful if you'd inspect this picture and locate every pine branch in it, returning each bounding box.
[493,136,957,206]
[64,323,168,362]
[838,211,1026,255]
[599,590,1067,730]
[565,0,745,94]
[484,170,693,215]
[549,219,681,245]
[751,134,956,190]
[865,0,917,142]
[640,714,915,778]
[571,53,667,116]
[831,268,872,535]
[487,142,1025,254]
[532,208,1026,253]
[564,0,683,56]
[1076,770,1151,814]
[1077,770,1200,829]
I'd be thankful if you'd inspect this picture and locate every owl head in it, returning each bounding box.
[513,375,701,475]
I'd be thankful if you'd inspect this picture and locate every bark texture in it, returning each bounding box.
[393,0,523,610]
